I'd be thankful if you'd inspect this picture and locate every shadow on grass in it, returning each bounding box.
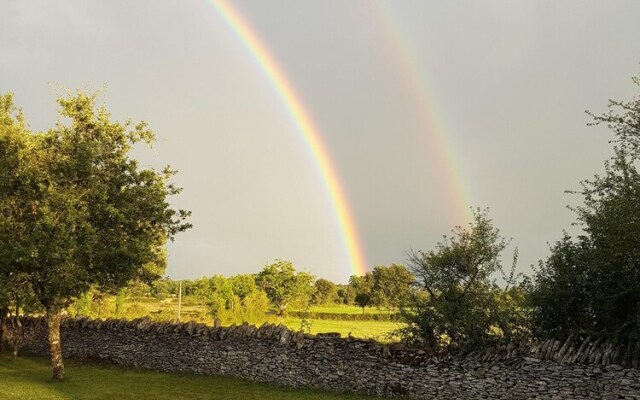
[0,355,385,400]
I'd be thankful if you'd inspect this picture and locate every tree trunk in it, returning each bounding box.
[0,307,8,354]
[46,307,65,380]
[11,298,22,361]
[10,303,21,361]
[11,323,19,360]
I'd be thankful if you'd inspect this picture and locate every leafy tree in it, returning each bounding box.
[531,77,640,340]
[255,260,314,315]
[350,274,374,314]
[67,291,92,318]
[0,271,40,358]
[189,274,266,324]
[576,147,640,336]
[127,281,151,299]
[311,278,339,305]
[0,92,191,379]
[401,209,527,351]
[0,93,38,355]
[194,276,231,301]
[241,289,270,324]
[173,279,196,297]
[150,278,176,300]
[371,264,415,312]
[114,288,128,317]
[208,293,229,320]
[529,235,593,338]
[531,148,640,339]
[0,285,7,353]
[587,75,640,155]
[0,272,13,355]
[354,292,373,314]
[336,283,356,305]
[212,276,235,314]
[229,274,257,301]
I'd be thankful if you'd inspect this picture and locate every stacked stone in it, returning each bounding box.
[13,317,640,399]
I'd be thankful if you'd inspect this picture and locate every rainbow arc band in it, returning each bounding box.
[372,0,473,224]
[210,0,368,276]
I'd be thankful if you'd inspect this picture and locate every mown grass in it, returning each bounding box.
[280,305,401,341]
[0,356,379,400]
[306,305,389,315]
[282,318,401,342]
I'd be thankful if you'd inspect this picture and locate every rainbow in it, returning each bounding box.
[372,1,473,225]
[209,0,368,276]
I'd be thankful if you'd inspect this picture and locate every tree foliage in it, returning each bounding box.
[0,91,191,379]
[531,76,640,341]
[349,274,374,313]
[0,93,39,356]
[311,278,339,305]
[255,260,314,315]
[400,209,528,351]
[529,234,593,338]
[371,264,414,311]
[335,283,355,305]
[531,148,640,339]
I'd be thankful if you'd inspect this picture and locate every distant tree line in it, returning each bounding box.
[86,259,417,324]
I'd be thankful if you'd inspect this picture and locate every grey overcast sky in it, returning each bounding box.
[2,1,640,282]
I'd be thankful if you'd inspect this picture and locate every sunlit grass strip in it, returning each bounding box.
[282,318,402,342]
[0,356,379,400]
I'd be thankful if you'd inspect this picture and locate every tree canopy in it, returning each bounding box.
[530,76,640,341]
[255,260,314,315]
[532,146,640,339]
[0,91,191,379]
[401,209,528,351]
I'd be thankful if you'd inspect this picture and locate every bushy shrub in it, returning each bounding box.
[399,210,530,351]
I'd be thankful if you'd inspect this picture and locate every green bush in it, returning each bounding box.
[400,210,530,351]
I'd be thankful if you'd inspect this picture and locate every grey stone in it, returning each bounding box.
[11,317,640,399]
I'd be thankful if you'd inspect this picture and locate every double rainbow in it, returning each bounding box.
[208,1,473,277]
[209,1,368,276]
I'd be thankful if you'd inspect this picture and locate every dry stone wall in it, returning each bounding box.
[15,317,640,399]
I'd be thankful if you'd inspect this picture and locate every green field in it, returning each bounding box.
[282,318,401,341]
[305,305,389,315]
[71,297,403,342]
[0,356,377,400]
[282,304,401,341]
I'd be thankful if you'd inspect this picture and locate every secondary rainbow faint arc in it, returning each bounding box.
[209,0,368,276]
[372,1,473,225]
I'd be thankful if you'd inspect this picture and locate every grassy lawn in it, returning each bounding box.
[0,356,378,400]
[282,318,402,342]
[306,305,393,315]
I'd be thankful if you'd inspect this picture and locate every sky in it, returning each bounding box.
[2,0,640,283]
